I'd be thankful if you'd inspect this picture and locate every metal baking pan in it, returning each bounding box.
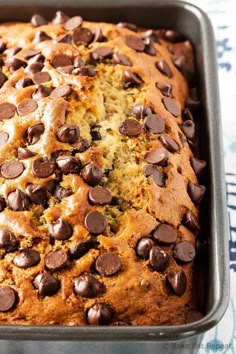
[0,0,229,349]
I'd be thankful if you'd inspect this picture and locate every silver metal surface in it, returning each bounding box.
[0,0,230,344]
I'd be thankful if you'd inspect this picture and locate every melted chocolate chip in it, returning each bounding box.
[149,246,169,272]
[166,270,187,296]
[0,103,16,120]
[160,134,179,153]
[32,84,53,99]
[84,211,107,235]
[125,35,145,52]
[81,163,103,186]
[156,60,172,78]
[17,147,36,159]
[153,223,177,245]
[50,85,71,98]
[45,250,68,271]
[51,54,72,68]
[136,238,154,259]
[7,189,30,211]
[190,157,206,178]
[26,184,48,205]
[0,287,17,312]
[144,165,165,187]
[32,157,55,178]
[119,119,142,137]
[48,219,73,241]
[0,72,7,88]
[13,248,40,268]
[74,274,104,298]
[33,273,60,296]
[156,82,172,97]
[54,186,72,200]
[15,77,33,89]
[18,99,38,116]
[174,242,196,263]
[95,253,122,276]
[64,16,83,30]
[31,14,47,27]
[123,70,143,88]
[112,53,132,66]
[24,123,44,145]
[69,239,95,259]
[52,11,69,25]
[0,228,19,252]
[88,186,112,205]
[87,303,114,325]
[56,156,81,174]
[188,182,206,204]
[144,114,165,134]
[144,148,168,166]
[72,27,93,45]
[91,46,113,61]
[0,131,9,146]
[131,104,152,120]
[1,160,24,179]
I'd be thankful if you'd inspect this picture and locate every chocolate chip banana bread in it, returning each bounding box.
[0,11,206,326]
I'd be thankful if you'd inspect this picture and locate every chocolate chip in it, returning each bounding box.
[119,119,142,137]
[56,124,80,144]
[57,34,72,44]
[81,163,103,186]
[156,82,172,97]
[143,37,157,56]
[26,184,48,205]
[95,253,122,276]
[172,55,192,81]
[7,189,30,211]
[21,49,41,59]
[4,47,21,57]
[92,27,106,42]
[64,16,83,30]
[51,54,72,68]
[136,237,154,259]
[54,186,72,200]
[0,287,17,312]
[28,53,45,64]
[0,72,7,88]
[73,66,96,77]
[156,60,172,78]
[91,46,113,61]
[77,138,90,153]
[33,273,60,296]
[88,186,112,205]
[112,53,132,66]
[142,29,160,43]
[1,160,24,179]
[185,309,204,323]
[87,303,114,325]
[17,147,36,159]
[13,248,40,268]
[52,11,69,25]
[31,14,47,27]
[32,84,53,99]
[0,39,6,54]
[85,211,107,235]
[69,239,95,259]
[72,28,93,45]
[18,99,38,116]
[33,71,51,84]
[74,274,104,298]
[144,148,168,166]
[33,31,51,44]
[160,134,179,153]
[180,120,195,140]
[123,70,143,89]
[183,210,200,231]
[188,182,206,204]
[153,223,177,245]
[24,123,45,145]
[190,157,206,178]
[57,65,74,75]
[15,77,33,89]
[25,62,44,74]
[50,85,71,99]
[0,131,9,146]
[48,218,73,241]
[131,104,152,120]
[185,97,200,112]
[32,157,55,178]
[174,242,196,263]
[144,165,165,187]
[149,246,169,272]
[73,56,85,68]
[56,156,81,175]
[0,228,19,252]
[117,22,138,32]
[164,30,185,43]
[0,196,6,212]
[91,127,101,141]
[45,250,68,271]
[166,270,187,296]
[125,35,145,52]
[6,57,26,72]
[182,108,194,122]
[144,114,165,134]
[162,97,180,117]
[0,102,16,120]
